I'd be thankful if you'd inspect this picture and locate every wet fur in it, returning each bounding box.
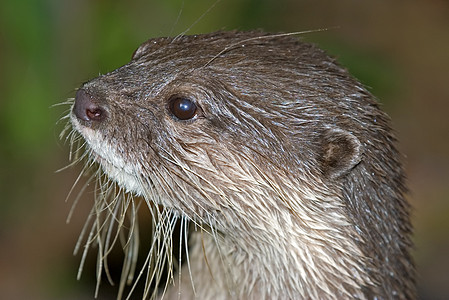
[65,31,415,299]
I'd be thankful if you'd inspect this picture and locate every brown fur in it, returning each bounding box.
[67,31,415,299]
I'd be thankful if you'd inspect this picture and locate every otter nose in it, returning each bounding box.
[73,89,108,122]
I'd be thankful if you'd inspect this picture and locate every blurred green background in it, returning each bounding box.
[0,0,448,299]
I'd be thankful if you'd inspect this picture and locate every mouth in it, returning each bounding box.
[71,114,144,196]
[93,150,145,196]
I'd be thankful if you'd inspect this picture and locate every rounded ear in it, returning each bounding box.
[319,127,363,179]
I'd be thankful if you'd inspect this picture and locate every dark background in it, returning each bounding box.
[0,0,448,299]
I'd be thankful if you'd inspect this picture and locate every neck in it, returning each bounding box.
[170,187,372,299]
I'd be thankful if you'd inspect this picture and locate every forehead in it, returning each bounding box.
[131,31,321,72]
[89,31,348,112]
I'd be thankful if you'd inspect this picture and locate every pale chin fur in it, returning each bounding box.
[71,114,144,196]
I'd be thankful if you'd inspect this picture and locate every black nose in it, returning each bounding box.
[73,89,108,122]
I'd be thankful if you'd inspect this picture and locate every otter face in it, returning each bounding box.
[71,32,368,223]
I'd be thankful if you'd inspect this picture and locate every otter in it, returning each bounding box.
[67,31,415,299]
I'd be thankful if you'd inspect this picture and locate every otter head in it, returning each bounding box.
[69,31,414,299]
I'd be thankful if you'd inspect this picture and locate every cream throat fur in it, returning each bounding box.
[65,31,416,299]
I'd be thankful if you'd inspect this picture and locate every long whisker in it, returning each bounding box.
[203,28,336,67]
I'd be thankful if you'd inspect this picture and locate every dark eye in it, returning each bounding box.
[168,96,198,120]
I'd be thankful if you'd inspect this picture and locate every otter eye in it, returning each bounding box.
[168,96,198,120]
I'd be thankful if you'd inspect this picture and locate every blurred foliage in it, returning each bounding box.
[1,0,55,157]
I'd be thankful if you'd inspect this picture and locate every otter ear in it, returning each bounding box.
[319,128,363,179]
